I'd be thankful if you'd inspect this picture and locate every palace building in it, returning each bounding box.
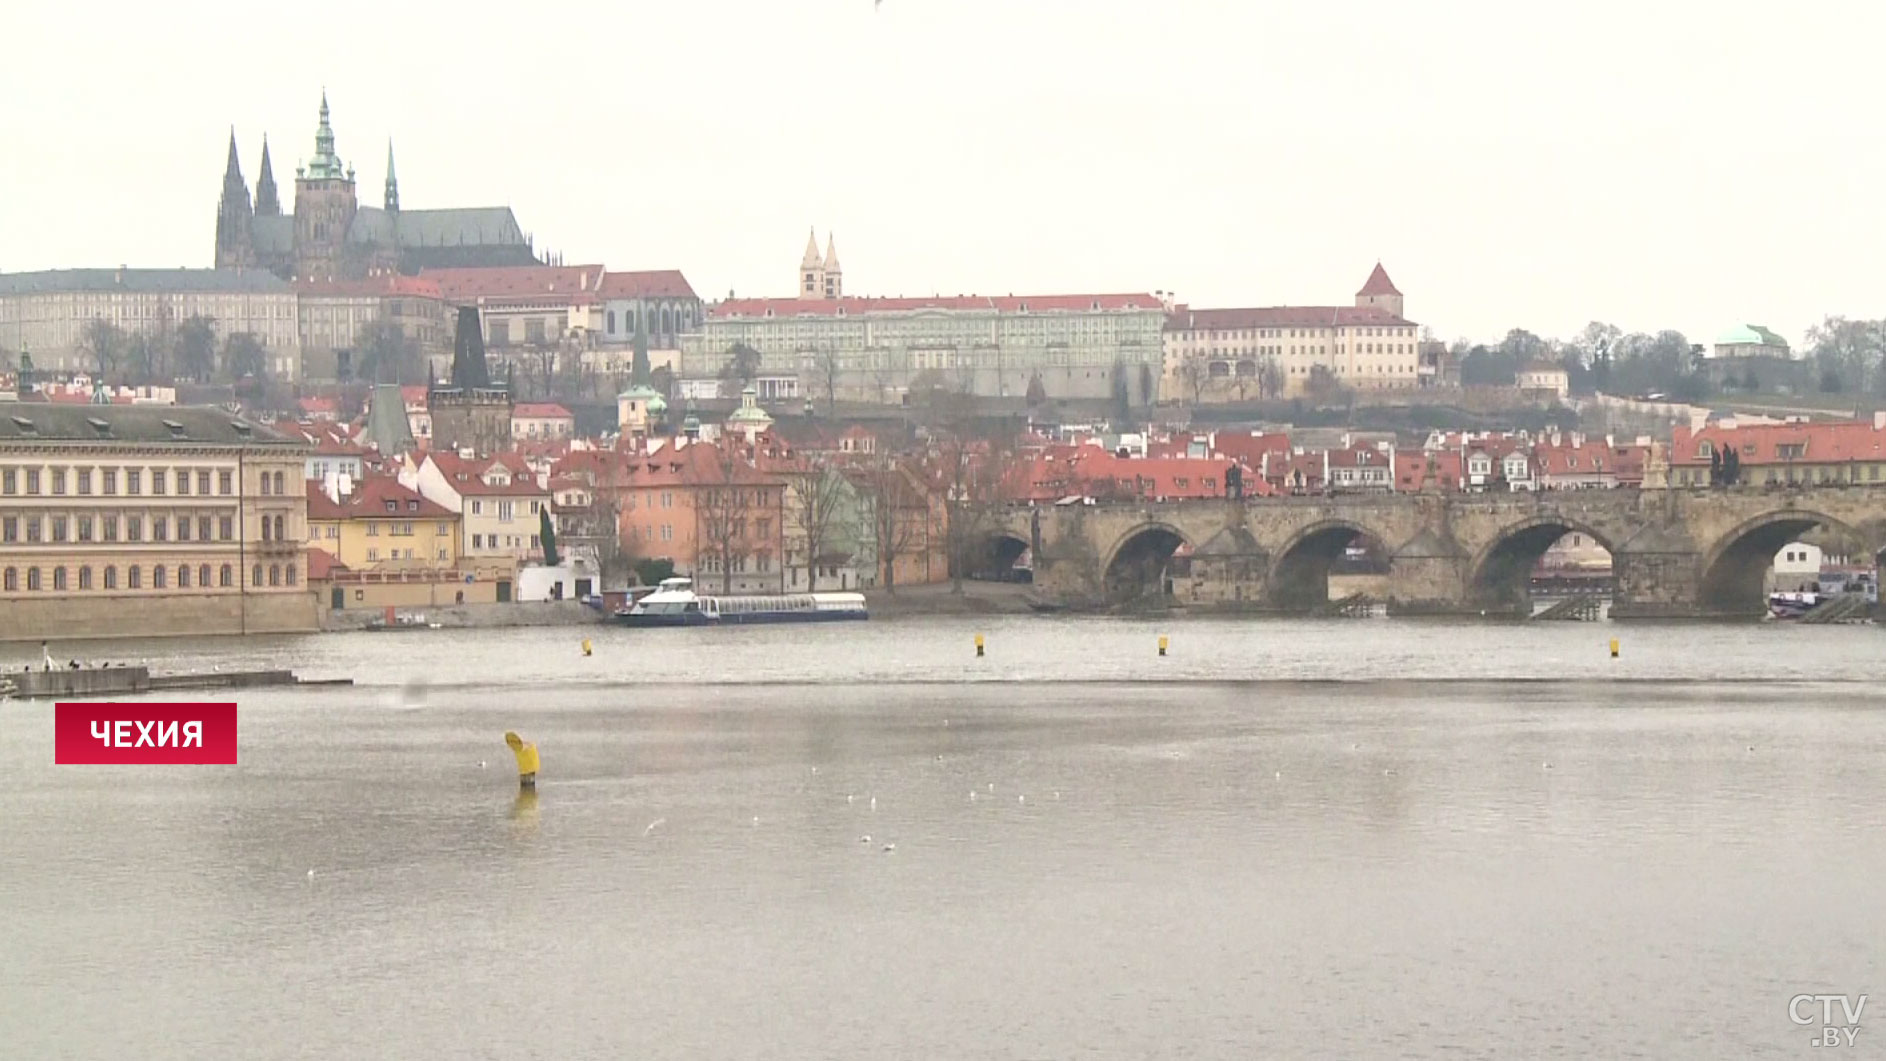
[0,404,316,641]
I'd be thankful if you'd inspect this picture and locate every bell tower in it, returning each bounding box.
[292,91,359,280]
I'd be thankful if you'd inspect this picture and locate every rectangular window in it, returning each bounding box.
[102,468,117,495]
[367,523,379,536]
[367,548,379,561]
[220,516,233,540]
[1,468,13,495]
[78,516,93,542]
[198,516,212,540]
[1,516,14,542]
[471,500,482,516]
[437,522,451,535]
[77,469,92,495]
[51,469,66,495]
[219,470,233,495]
[151,470,165,495]
[472,534,484,549]
[176,469,191,495]
[126,469,142,495]
[530,534,540,548]
[26,517,41,542]
[52,516,67,542]
[661,524,672,542]
[499,501,514,521]
[177,518,191,541]
[152,517,167,542]
[197,471,211,495]
[487,320,510,346]
[126,516,142,542]
[104,516,118,542]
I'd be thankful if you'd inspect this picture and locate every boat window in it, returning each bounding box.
[685,602,699,612]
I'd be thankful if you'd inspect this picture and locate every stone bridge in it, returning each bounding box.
[982,485,1886,618]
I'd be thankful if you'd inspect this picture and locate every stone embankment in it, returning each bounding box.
[321,600,609,632]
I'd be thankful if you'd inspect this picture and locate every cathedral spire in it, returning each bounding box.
[254,134,281,216]
[223,128,243,185]
[306,89,346,180]
[215,128,255,267]
[801,227,822,268]
[384,140,399,212]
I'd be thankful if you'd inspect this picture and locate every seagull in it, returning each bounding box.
[987,782,995,793]
[752,816,760,827]
[1018,794,1026,804]
[1274,772,1282,780]
[1542,762,1553,771]
[847,793,855,804]
[478,760,487,769]
[644,818,666,835]
[969,791,977,801]
[882,843,896,852]
[1053,791,1061,800]
[306,869,315,879]
[1382,768,1396,776]
[869,796,877,811]
[811,766,819,775]
[859,834,871,843]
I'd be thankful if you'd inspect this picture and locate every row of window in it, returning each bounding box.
[0,466,292,498]
[632,524,676,543]
[1672,465,1885,486]
[465,499,541,519]
[365,547,450,562]
[469,533,539,550]
[697,552,774,573]
[3,513,238,544]
[2,562,297,592]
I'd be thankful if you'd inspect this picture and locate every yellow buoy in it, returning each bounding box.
[581,638,593,657]
[504,731,540,789]
[1158,635,1169,657]
[1609,638,1619,659]
[975,633,985,658]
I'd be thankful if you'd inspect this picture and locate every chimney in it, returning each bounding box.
[1874,410,1885,430]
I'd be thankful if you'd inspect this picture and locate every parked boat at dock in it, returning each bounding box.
[615,578,868,627]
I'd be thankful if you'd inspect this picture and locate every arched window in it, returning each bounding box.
[268,564,281,587]
[259,473,271,496]
[52,567,66,591]
[3,567,15,591]
[661,306,673,336]
[153,566,167,589]
[273,471,284,495]
[253,564,263,587]
[104,566,117,589]
[199,564,211,587]
[128,565,141,589]
[220,564,233,587]
[273,515,285,540]
[626,310,636,334]
[178,565,191,588]
[285,564,298,586]
[79,566,92,590]
[262,517,272,542]
[606,310,616,333]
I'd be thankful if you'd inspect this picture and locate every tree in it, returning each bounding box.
[650,364,675,398]
[634,557,676,587]
[125,330,168,384]
[539,508,560,566]
[906,367,951,411]
[719,343,762,398]
[631,314,651,386]
[221,331,268,382]
[1176,355,1208,406]
[1257,355,1285,400]
[1110,360,1131,427]
[694,445,756,594]
[175,315,218,384]
[1024,371,1047,409]
[81,318,125,381]
[1138,362,1154,406]
[354,318,421,386]
[1305,364,1343,400]
[789,464,847,592]
[860,457,924,595]
[1805,316,1886,395]
[812,348,843,415]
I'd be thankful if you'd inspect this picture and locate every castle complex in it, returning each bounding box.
[214,94,541,281]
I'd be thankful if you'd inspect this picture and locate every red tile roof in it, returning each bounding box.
[1357,262,1401,297]
[305,548,345,580]
[612,440,785,489]
[1394,449,1463,492]
[295,275,442,299]
[1002,452,1264,502]
[426,451,548,497]
[595,269,698,300]
[1671,419,1886,466]
[512,402,574,419]
[419,265,608,304]
[306,477,455,521]
[1166,305,1412,329]
[709,293,1165,319]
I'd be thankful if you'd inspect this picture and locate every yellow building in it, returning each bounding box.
[0,403,315,640]
[304,477,460,570]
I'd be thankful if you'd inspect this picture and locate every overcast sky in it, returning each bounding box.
[4,1,1881,347]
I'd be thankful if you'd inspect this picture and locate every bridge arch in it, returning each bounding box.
[1697,509,1864,615]
[1268,519,1392,611]
[1468,515,1618,614]
[1102,522,1192,604]
[965,530,1032,581]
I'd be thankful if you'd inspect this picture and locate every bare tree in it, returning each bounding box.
[788,462,847,592]
[1177,354,1208,406]
[175,314,218,384]
[1257,355,1285,400]
[82,318,126,381]
[221,331,267,382]
[693,445,756,594]
[811,348,843,415]
[853,458,925,594]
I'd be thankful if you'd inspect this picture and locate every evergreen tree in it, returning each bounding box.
[539,508,560,566]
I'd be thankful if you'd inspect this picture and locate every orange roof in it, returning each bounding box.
[1672,419,1886,466]
[1167,305,1413,330]
[596,269,698,300]
[1002,452,1262,503]
[1394,449,1463,491]
[400,385,428,404]
[1357,262,1402,297]
[710,293,1165,319]
[306,477,455,521]
[305,548,345,580]
[295,275,442,299]
[426,451,548,497]
[419,265,607,304]
[612,441,785,490]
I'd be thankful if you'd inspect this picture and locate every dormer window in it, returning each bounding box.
[1696,441,1715,459]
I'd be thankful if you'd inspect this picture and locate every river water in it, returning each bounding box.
[2,617,1882,1058]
